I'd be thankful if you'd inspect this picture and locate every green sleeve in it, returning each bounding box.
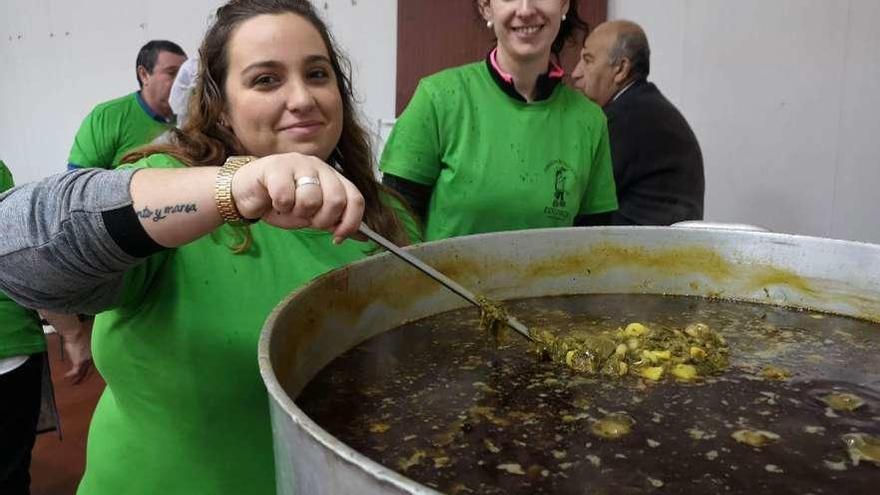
[401,214,424,245]
[0,160,13,191]
[68,107,117,169]
[579,121,619,215]
[0,296,44,359]
[381,193,424,245]
[379,81,443,186]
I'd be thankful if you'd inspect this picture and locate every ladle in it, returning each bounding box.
[358,223,532,341]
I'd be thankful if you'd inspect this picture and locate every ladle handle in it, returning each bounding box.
[357,223,532,340]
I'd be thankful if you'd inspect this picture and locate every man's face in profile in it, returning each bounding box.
[571,27,620,107]
[140,50,187,117]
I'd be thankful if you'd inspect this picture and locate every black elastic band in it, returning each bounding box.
[575,212,612,227]
[382,174,431,220]
[102,205,166,258]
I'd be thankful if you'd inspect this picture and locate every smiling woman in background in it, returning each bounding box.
[381,0,618,241]
[0,1,417,493]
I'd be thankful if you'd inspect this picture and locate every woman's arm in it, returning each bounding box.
[0,168,140,313]
[0,152,364,313]
[132,152,362,246]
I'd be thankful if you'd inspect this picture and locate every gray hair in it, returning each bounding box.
[608,29,651,80]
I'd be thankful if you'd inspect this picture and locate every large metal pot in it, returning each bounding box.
[258,227,880,495]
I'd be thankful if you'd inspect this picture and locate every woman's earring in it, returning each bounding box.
[486,20,494,29]
[562,14,567,21]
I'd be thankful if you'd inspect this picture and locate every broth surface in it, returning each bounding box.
[297,295,880,494]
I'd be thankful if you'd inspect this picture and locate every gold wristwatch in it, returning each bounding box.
[215,155,256,224]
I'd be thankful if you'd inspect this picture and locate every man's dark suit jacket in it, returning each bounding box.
[603,78,705,225]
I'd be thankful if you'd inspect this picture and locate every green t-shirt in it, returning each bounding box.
[77,154,421,495]
[381,61,618,241]
[0,160,46,359]
[68,92,170,170]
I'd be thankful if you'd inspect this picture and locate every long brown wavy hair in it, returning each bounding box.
[123,0,411,250]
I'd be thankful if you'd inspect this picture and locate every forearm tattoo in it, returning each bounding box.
[136,203,199,222]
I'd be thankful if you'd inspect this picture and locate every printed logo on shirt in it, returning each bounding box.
[543,159,573,221]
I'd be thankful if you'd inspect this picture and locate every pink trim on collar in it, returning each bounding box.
[489,48,514,83]
[548,59,565,79]
[489,47,566,82]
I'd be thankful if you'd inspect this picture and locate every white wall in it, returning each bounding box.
[0,0,397,185]
[609,0,880,243]
[3,0,878,243]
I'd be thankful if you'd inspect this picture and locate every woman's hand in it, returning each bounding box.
[39,311,94,384]
[130,152,365,248]
[231,152,365,243]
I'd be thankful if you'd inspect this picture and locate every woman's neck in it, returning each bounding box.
[495,47,551,102]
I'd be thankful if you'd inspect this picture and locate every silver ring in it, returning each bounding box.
[295,176,321,189]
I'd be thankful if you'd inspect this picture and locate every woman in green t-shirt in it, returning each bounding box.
[381,0,619,241]
[0,1,417,494]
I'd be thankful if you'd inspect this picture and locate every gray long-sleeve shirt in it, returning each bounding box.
[0,168,143,313]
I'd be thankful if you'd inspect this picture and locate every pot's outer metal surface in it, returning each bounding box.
[258,227,880,495]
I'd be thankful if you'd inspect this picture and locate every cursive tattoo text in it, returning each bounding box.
[136,203,199,223]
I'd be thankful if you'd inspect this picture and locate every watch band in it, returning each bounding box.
[215,155,256,224]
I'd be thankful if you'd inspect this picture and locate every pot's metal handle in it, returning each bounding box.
[672,221,770,233]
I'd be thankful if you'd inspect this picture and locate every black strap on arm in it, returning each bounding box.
[575,212,613,227]
[381,174,432,221]
[101,206,165,258]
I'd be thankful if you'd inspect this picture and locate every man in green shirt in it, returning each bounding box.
[67,40,187,170]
